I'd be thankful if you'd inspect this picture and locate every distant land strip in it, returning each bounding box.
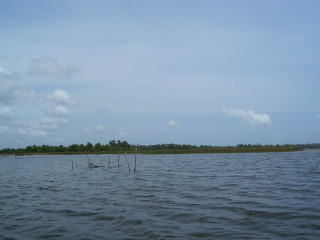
[1,141,320,155]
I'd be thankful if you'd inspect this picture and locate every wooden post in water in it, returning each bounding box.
[71,159,74,169]
[134,148,137,171]
[86,155,91,168]
[86,154,96,168]
[118,152,120,167]
[124,152,131,171]
[108,154,111,168]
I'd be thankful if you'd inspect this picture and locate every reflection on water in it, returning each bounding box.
[1,151,320,239]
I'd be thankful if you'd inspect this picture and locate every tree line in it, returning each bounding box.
[0,140,133,154]
[0,141,316,155]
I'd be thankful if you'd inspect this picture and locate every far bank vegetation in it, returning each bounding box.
[0,140,317,155]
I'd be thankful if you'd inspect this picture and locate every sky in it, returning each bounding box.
[1,0,320,148]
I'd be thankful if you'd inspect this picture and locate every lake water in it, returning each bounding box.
[1,151,320,239]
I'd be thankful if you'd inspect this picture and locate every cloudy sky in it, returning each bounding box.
[1,0,319,148]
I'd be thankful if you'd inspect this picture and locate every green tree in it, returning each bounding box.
[69,144,80,152]
[94,143,102,152]
[57,145,65,152]
[85,142,93,152]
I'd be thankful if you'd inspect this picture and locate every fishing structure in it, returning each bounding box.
[87,155,100,168]
[85,148,138,171]
[15,153,24,159]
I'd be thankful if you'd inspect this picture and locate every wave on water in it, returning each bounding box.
[0,151,320,239]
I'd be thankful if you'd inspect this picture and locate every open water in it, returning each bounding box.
[0,151,320,239]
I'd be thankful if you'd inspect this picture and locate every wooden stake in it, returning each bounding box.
[118,152,120,167]
[134,148,137,171]
[86,155,96,168]
[86,155,91,167]
[124,152,131,171]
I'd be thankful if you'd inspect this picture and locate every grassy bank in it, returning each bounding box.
[1,145,302,156]
[137,146,301,154]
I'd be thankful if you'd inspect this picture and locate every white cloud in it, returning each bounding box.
[0,107,15,120]
[0,126,8,133]
[116,131,127,138]
[46,89,77,105]
[29,118,67,130]
[166,119,181,127]
[0,67,35,104]
[41,117,68,124]
[29,55,80,79]
[95,125,106,131]
[18,127,47,137]
[85,125,106,133]
[53,105,69,116]
[16,117,68,138]
[46,105,70,117]
[222,108,272,125]
[0,67,10,74]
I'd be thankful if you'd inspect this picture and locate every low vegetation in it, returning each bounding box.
[1,140,318,155]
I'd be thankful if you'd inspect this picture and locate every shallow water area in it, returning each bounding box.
[1,151,320,239]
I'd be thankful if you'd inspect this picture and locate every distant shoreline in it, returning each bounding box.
[1,147,305,156]
[2,141,319,156]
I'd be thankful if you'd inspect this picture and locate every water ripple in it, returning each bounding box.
[1,151,320,239]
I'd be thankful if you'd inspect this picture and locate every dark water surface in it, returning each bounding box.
[1,151,320,239]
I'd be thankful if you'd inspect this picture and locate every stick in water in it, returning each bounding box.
[86,155,95,168]
[134,148,137,171]
[124,152,131,171]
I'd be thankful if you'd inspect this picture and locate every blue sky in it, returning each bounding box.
[1,0,319,148]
